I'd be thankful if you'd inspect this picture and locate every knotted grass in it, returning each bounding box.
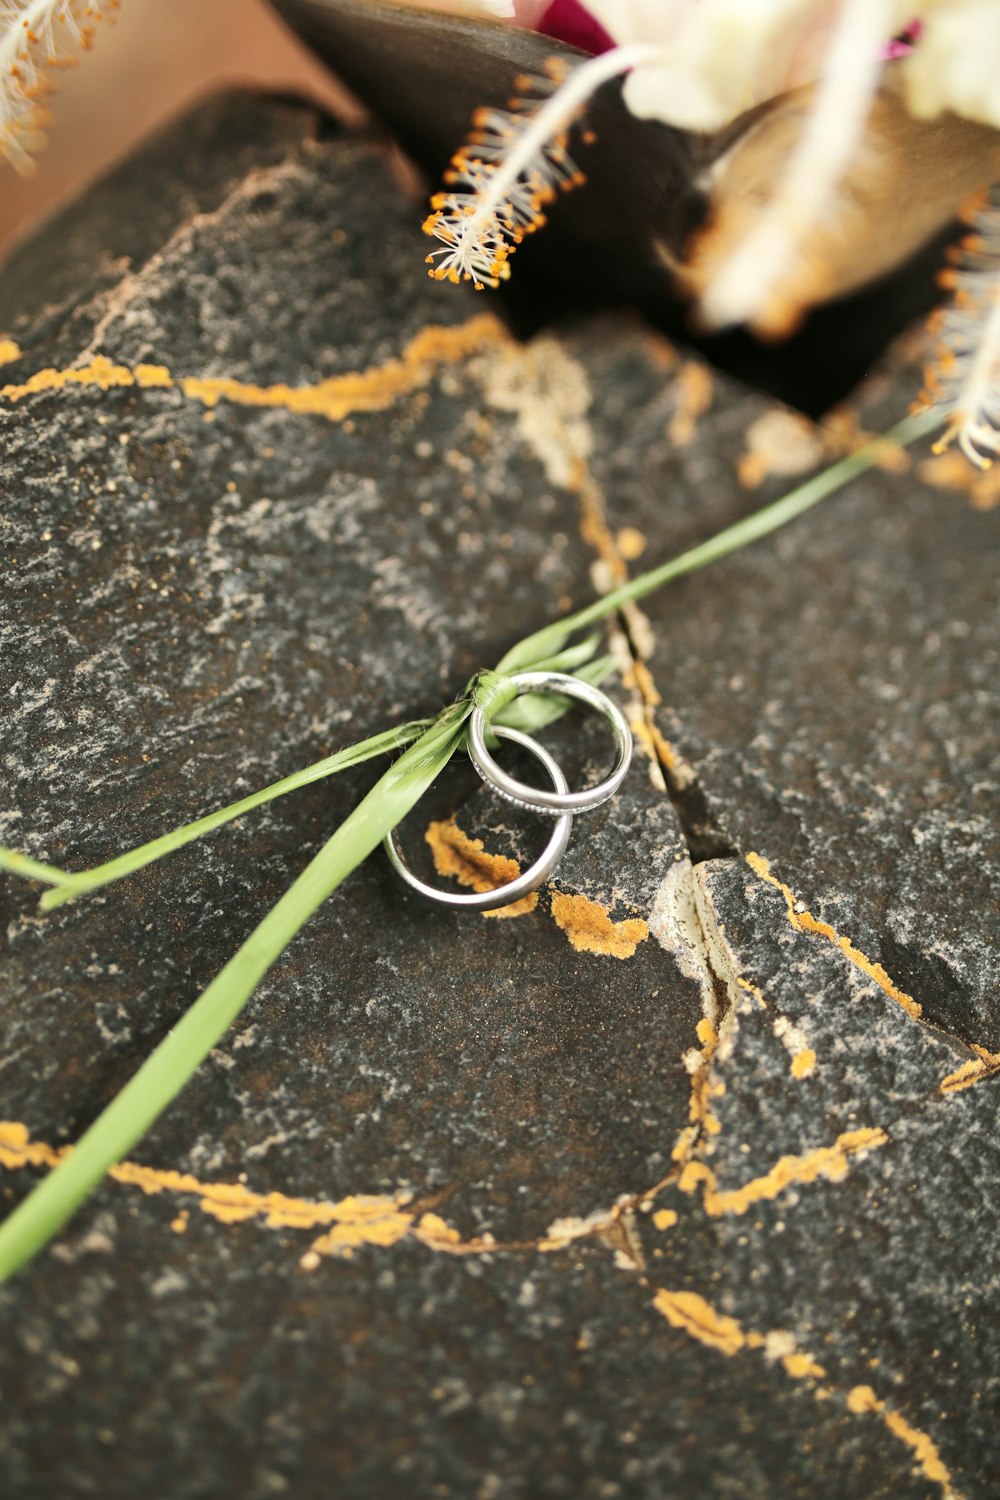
[0,408,941,1279]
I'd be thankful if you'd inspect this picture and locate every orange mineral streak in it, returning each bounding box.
[689,1074,725,1136]
[653,1287,762,1357]
[0,315,507,423]
[652,1270,953,1499]
[626,658,662,709]
[629,714,683,780]
[846,1386,957,1499]
[0,1121,60,1170]
[783,1351,827,1380]
[790,1048,817,1080]
[0,338,22,365]
[414,1212,463,1249]
[299,1200,417,1264]
[0,1122,532,1266]
[696,1018,717,1049]
[669,1014,724,1164]
[181,316,507,420]
[746,853,923,1020]
[737,976,768,1009]
[0,354,168,400]
[549,890,649,958]
[677,1127,889,1217]
[940,1046,1000,1095]
[667,361,713,447]
[615,526,647,561]
[424,815,538,920]
[0,1120,430,1247]
[570,459,627,579]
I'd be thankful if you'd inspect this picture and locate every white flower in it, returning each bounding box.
[904,1,1000,129]
[583,0,846,131]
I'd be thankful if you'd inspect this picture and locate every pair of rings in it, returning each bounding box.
[384,670,633,911]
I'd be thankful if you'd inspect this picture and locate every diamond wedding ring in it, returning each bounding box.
[385,674,632,909]
[467,671,632,816]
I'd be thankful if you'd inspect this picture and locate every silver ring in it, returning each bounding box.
[384,724,573,910]
[467,671,632,816]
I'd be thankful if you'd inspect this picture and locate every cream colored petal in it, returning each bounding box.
[699,0,891,328]
[582,0,696,47]
[904,1,1000,129]
[596,0,849,130]
[397,0,516,17]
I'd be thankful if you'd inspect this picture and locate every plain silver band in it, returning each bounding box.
[384,724,573,910]
[467,670,633,816]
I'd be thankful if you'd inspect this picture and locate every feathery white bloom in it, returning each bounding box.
[0,0,118,176]
[583,0,840,131]
[422,0,1000,467]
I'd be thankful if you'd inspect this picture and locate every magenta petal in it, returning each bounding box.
[539,0,613,54]
[882,18,923,59]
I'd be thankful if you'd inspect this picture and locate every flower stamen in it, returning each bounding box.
[423,41,669,289]
[698,0,891,333]
[920,189,1000,469]
[0,0,119,177]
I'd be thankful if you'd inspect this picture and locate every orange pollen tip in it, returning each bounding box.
[959,188,991,222]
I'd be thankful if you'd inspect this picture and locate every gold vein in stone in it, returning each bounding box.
[651,1286,959,1499]
[0,314,508,424]
[746,852,923,1019]
[677,1126,889,1216]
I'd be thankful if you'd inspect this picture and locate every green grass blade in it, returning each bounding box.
[497,410,943,673]
[36,721,432,912]
[512,633,603,676]
[0,848,71,886]
[493,655,616,735]
[0,713,465,1282]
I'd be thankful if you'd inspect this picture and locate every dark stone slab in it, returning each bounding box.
[575,326,1000,1050]
[1,89,997,1500]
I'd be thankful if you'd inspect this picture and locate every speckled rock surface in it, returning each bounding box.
[0,93,997,1500]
